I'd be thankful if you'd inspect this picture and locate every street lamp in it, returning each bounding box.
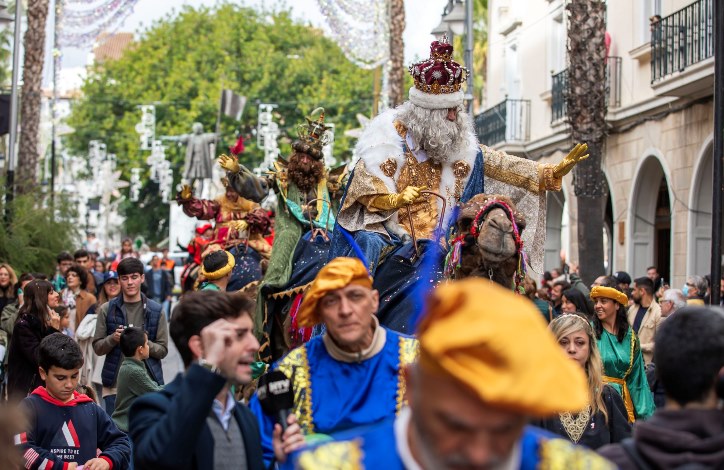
[430,0,475,115]
[444,0,466,36]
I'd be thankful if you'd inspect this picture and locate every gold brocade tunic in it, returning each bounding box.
[396,154,442,238]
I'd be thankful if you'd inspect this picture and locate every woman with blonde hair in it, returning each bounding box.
[533,314,631,448]
[0,263,18,313]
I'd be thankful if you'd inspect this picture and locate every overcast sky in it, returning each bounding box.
[59,0,447,70]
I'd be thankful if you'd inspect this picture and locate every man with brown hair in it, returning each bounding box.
[130,291,303,469]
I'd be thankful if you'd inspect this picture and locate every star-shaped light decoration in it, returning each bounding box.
[343,113,371,140]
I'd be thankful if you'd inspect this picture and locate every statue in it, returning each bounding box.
[162,122,219,193]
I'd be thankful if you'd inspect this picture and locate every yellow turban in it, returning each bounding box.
[200,250,235,281]
[417,279,589,417]
[297,257,373,327]
[590,286,628,305]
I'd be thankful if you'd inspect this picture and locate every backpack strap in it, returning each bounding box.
[621,438,652,470]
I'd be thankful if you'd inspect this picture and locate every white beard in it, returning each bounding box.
[395,102,476,164]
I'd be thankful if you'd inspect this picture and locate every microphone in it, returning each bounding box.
[257,370,294,432]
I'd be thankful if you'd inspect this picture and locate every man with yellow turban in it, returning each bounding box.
[289,279,615,469]
[248,257,418,467]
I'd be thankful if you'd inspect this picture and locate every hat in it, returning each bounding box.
[297,257,373,327]
[101,271,119,285]
[408,36,469,109]
[291,107,330,161]
[417,279,589,417]
[196,224,213,235]
[614,271,632,285]
[200,250,235,281]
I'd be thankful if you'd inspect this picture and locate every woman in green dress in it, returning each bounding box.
[590,277,655,422]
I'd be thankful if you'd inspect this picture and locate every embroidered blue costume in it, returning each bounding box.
[249,326,418,466]
[289,412,614,470]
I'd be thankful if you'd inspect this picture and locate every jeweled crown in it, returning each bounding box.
[409,36,469,95]
[293,107,330,160]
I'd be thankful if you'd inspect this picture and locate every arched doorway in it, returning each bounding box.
[630,156,672,281]
[689,140,719,277]
[545,185,613,274]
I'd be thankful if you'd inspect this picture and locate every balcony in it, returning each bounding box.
[650,0,713,96]
[550,57,622,123]
[474,98,530,147]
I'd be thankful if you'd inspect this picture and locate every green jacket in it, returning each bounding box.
[111,357,162,432]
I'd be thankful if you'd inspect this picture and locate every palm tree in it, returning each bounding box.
[388,0,405,107]
[17,0,50,193]
[566,0,608,284]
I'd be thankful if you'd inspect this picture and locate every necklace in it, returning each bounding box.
[558,406,591,443]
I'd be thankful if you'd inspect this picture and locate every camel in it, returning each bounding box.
[446,193,527,290]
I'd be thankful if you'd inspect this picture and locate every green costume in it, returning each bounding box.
[598,328,655,422]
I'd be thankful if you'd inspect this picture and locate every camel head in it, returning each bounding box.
[450,194,527,287]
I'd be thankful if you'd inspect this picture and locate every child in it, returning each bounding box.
[55,305,71,337]
[15,333,130,470]
[111,327,162,433]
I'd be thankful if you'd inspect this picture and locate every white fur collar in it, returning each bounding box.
[353,108,480,228]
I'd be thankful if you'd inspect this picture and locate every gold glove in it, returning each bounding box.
[218,154,241,173]
[553,143,589,178]
[370,186,425,210]
[230,220,248,232]
[179,184,193,200]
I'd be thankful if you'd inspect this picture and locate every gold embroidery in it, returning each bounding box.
[538,438,615,470]
[452,160,471,199]
[481,145,541,193]
[558,406,591,443]
[276,346,315,433]
[539,164,563,192]
[396,337,420,413]
[393,120,407,138]
[380,158,398,178]
[396,155,441,239]
[297,440,363,470]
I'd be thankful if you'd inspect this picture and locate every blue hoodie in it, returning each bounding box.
[16,387,130,470]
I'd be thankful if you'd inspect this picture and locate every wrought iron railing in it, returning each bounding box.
[651,0,713,82]
[550,56,622,123]
[551,69,568,123]
[474,98,530,146]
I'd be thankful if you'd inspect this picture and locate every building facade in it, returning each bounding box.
[481,0,715,287]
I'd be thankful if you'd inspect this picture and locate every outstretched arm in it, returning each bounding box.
[176,185,220,220]
[218,154,269,202]
[482,143,589,193]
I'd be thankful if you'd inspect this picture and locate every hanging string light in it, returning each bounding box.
[316,0,391,69]
[58,0,139,48]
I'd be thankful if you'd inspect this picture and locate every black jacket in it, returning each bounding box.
[598,409,724,469]
[532,384,631,450]
[6,313,59,402]
[129,364,265,469]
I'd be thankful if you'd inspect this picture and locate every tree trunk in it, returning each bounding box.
[17,0,50,193]
[566,0,608,285]
[388,0,405,107]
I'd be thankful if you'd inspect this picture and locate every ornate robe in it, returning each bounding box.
[177,193,268,252]
[249,327,418,467]
[333,108,562,273]
[598,328,656,422]
[287,412,615,470]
